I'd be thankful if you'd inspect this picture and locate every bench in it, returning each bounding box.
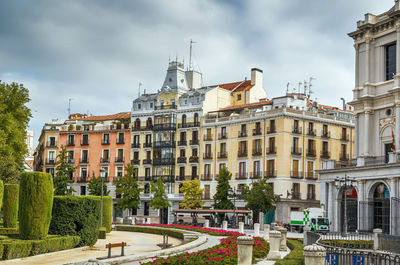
[105,242,127,258]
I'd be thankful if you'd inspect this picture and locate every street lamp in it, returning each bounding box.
[228,187,242,228]
[334,174,357,235]
[66,183,71,195]
[100,168,106,227]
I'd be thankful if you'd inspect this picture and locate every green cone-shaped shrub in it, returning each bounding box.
[3,184,19,228]
[102,196,113,233]
[19,172,54,240]
[0,180,4,211]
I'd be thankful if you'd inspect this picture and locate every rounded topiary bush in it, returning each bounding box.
[19,172,54,240]
[3,184,19,228]
[102,196,113,233]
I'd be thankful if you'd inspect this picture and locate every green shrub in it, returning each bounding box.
[0,180,4,211]
[3,184,19,228]
[275,239,305,265]
[0,228,18,235]
[116,225,184,239]
[19,172,53,240]
[49,196,101,246]
[321,239,373,249]
[102,196,113,233]
[2,241,32,260]
[98,227,106,239]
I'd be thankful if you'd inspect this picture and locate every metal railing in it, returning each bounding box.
[291,147,302,155]
[290,171,303,178]
[292,126,302,134]
[189,156,199,163]
[218,152,227,159]
[200,174,213,181]
[153,123,176,131]
[177,140,187,146]
[177,157,187,163]
[153,141,176,148]
[266,146,276,154]
[253,128,262,135]
[341,133,349,141]
[267,126,276,133]
[320,151,330,159]
[264,170,276,178]
[143,159,152,165]
[203,153,213,159]
[100,157,109,163]
[238,150,248,157]
[379,234,400,254]
[131,159,140,165]
[46,141,57,148]
[218,133,227,139]
[203,135,213,141]
[143,142,152,148]
[321,131,330,138]
[252,149,262,156]
[153,158,175,165]
[307,129,316,136]
[364,155,387,166]
[190,139,199,145]
[306,149,316,157]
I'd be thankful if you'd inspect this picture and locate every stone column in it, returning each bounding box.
[239,222,244,234]
[131,217,136,225]
[222,220,228,231]
[303,244,326,265]
[354,114,359,156]
[204,219,209,228]
[267,230,281,260]
[396,106,400,150]
[373,228,382,251]
[278,227,288,251]
[263,224,270,241]
[237,236,254,265]
[254,223,260,237]
[365,38,371,84]
[364,111,370,155]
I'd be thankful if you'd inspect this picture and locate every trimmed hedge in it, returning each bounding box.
[275,239,305,265]
[102,196,113,233]
[0,180,4,211]
[321,239,373,249]
[19,172,53,240]
[98,227,106,239]
[0,235,80,260]
[49,196,101,246]
[3,184,19,228]
[0,228,18,235]
[116,225,184,240]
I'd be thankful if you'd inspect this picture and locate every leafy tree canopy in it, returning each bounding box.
[213,167,234,210]
[242,178,280,215]
[179,178,204,209]
[149,177,170,210]
[54,145,75,195]
[87,171,109,196]
[0,81,32,183]
[114,164,140,210]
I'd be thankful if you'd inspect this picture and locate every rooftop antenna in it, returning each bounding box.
[68,98,74,117]
[51,118,58,124]
[286,82,290,93]
[138,82,143,98]
[309,77,316,98]
[298,82,302,93]
[303,80,308,95]
[189,39,196,70]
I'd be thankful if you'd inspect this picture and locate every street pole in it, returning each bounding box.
[100,175,103,227]
[343,176,348,235]
[233,191,236,228]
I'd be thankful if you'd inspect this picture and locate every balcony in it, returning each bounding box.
[238,131,247,137]
[153,141,176,148]
[189,156,199,163]
[46,141,57,148]
[292,126,302,134]
[252,149,262,156]
[307,129,316,136]
[320,151,330,159]
[190,175,199,180]
[341,134,349,141]
[266,146,276,154]
[321,131,330,138]
[305,172,318,180]
[132,125,153,131]
[190,139,199,145]
[45,159,56,166]
[115,157,124,163]
[81,140,89,146]
[306,149,316,157]
[264,170,277,178]
[67,140,75,146]
[176,175,186,181]
[177,157,187,163]
[131,159,140,165]
[291,147,302,155]
[102,139,110,145]
[292,192,301,200]
[116,139,125,144]
[144,176,152,181]
[143,142,152,148]
[131,143,140,148]
[151,175,175,183]
[154,104,177,110]
[79,158,89,164]
[178,122,200,128]
[267,126,276,134]
[153,158,175,165]
[290,171,304,179]
[218,152,227,159]
[238,150,248,158]
[340,153,349,161]
[153,123,176,131]
[67,158,74,164]
[253,129,262,136]
[100,157,110,164]
[235,173,248,180]
[218,133,227,140]
[203,135,213,141]
[143,159,152,165]
[307,194,316,200]
[77,177,87,183]
[249,172,262,179]
[201,174,213,181]
[178,140,187,146]
[203,153,213,160]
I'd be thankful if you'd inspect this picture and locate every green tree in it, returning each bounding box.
[179,178,204,209]
[54,145,75,195]
[149,177,170,210]
[114,164,140,210]
[242,178,280,223]
[87,171,109,196]
[213,167,234,210]
[0,81,32,183]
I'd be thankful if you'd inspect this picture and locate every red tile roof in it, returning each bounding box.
[68,112,131,121]
[219,100,272,111]
[219,80,254,92]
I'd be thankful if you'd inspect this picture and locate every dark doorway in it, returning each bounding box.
[160,208,168,224]
[340,187,358,232]
[385,143,394,163]
[373,183,390,233]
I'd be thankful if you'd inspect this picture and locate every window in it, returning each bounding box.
[292,160,299,177]
[144,202,149,216]
[146,134,151,144]
[191,166,197,177]
[239,162,246,178]
[80,186,86,196]
[204,164,211,179]
[270,120,275,132]
[204,185,210,199]
[146,151,151,160]
[192,148,198,157]
[267,159,275,176]
[221,127,227,138]
[116,167,123,177]
[307,184,316,200]
[101,166,109,177]
[145,168,151,177]
[180,149,185,157]
[205,144,211,155]
[294,120,299,129]
[131,208,137,215]
[308,139,315,154]
[322,124,328,136]
[307,161,314,178]
[184,99,187,105]
[49,136,56,146]
[68,135,75,145]
[117,132,124,144]
[134,151,139,160]
[117,149,124,162]
[150,102,153,108]
[322,141,328,153]
[180,131,186,141]
[134,135,140,145]
[197,97,200,103]
[82,134,89,145]
[239,141,247,153]
[81,150,88,162]
[253,161,260,177]
[253,139,261,153]
[292,183,300,199]
[182,114,186,125]
[81,168,88,179]
[237,94,241,100]
[219,163,226,173]
[102,149,109,161]
[220,143,226,154]
[269,137,275,153]
[103,133,110,144]
[48,151,55,162]
[386,43,396,80]
[46,168,55,177]
[67,151,74,163]
[179,167,185,177]
[194,113,199,124]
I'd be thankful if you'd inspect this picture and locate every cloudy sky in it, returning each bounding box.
[0,0,395,144]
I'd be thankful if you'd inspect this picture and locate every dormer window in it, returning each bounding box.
[197,97,200,103]
[138,103,141,110]
[150,102,153,108]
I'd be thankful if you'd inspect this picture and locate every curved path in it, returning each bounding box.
[0,232,181,265]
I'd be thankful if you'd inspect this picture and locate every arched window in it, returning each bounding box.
[182,114,186,126]
[146,118,152,128]
[134,118,140,129]
[194,113,199,125]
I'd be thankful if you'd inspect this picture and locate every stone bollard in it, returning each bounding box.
[303,244,326,265]
[274,225,280,231]
[131,217,136,225]
[254,223,260,237]
[373,228,382,251]
[303,225,311,246]
[267,230,282,260]
[264,224,270,241]
[237,236,254,265]
[146,218,151,224]
[222,220,228,231]
[204,219,209,228]
[278,227,288,251]
[239,222,244,233]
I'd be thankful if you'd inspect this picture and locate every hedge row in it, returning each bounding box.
[102,196,113,233]
[320,239,373,249]
[275,239,305,265]
[3,184,19,228]
[0,228,18,235]
[98,227,107,239]
[0,235,80,260]
[0,180,3,211]
[116,225,184,240]
[49,196,101,247]
[19,172,54,240]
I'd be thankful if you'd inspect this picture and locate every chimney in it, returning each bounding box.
[251,68,263,86]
